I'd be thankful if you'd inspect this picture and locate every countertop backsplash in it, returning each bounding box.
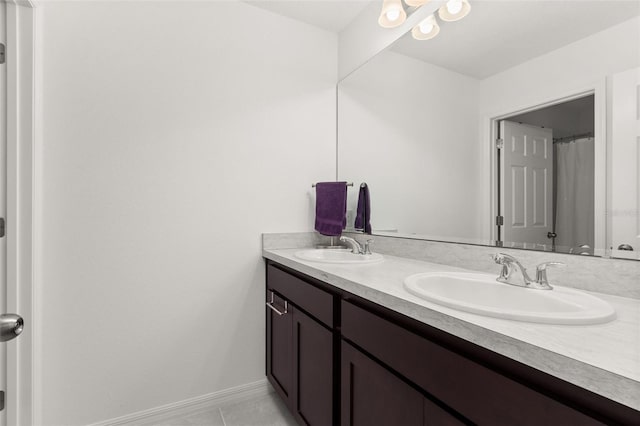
[263,232,640,299]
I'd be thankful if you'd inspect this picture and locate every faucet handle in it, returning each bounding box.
[535,262,566,288]
[491,253,516,264]
[363,239,374,255]
[536,261,566,271]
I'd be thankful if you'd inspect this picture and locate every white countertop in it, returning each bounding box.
[263,248,640,411]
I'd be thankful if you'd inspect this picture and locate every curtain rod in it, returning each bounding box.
[553,132,593,144]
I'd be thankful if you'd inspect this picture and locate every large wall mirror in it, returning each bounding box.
[338,0,640,260]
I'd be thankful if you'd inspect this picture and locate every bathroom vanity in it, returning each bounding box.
[263,243,640,425]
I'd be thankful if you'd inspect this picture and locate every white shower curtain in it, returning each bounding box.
[554,137,595,251]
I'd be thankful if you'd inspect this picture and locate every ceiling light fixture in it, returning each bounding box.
[411,14,440,40]
[438,0,470,22]
[378,0,407,28]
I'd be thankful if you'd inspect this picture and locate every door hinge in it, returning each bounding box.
[496,215,504,226]
[496,138,504,149]
[0,218,4,238]
[0,390,4,411]
[0,44,5,65]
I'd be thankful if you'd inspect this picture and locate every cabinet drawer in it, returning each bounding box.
[267,264,334,327]
[341,301,602,425]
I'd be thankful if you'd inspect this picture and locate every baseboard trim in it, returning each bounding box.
[88,378,272,426]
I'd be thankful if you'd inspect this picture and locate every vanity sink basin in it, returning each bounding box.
[295,249,384,264]
[403,272,616,325]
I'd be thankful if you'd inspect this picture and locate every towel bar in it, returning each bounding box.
[312,182,354,188]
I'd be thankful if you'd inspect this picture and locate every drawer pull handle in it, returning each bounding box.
[266,291,288,316]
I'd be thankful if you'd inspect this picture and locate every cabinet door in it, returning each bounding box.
[341,341,424,426]
[423,397,465,426]
[266,291,293,408]
[293,308,334,426]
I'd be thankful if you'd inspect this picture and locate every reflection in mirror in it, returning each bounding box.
[498,96,595,255]
[337,0,640,258]
[610,67,640,260]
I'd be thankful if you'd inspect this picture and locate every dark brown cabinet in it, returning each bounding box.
[341,341,463,426]
[266,260,640,426]
[266,264,335,426]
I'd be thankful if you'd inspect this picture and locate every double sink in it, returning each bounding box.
[293,248,616,326]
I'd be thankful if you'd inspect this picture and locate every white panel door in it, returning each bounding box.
[500,120,553,249]
[611,67,640,259]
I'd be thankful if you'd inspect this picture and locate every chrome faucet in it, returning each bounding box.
[492,253,534,287]
[491,253,565,290]
[339,236,363,254]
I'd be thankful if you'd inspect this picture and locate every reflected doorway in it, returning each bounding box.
[497,95,595,254]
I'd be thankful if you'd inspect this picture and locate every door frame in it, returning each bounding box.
[485,80,606,256]
[4,1,38,425]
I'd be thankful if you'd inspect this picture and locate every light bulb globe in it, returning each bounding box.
[378,0,407,28]
[411,15,439,40]
[386,8,401,22]
[438,0,470,22]
[447,0,463,14]
[419,22,434,34]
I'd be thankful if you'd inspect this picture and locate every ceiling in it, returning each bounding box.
[391,1,640,79]
[507,95,595,138]
[244,1,640,79]
[245,0,373,33]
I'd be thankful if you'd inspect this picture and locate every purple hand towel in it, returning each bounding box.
[354,183,371,234]
[314,182,347,237]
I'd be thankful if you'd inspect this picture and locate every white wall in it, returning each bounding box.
[36,2,336,425]
[338,50,481,238]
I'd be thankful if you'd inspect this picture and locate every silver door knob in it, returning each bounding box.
[0,314,24,342]
[617,244,634,251]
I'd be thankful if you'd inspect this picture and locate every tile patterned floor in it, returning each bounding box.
[220,392,297,426]
[132,391,298,426]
